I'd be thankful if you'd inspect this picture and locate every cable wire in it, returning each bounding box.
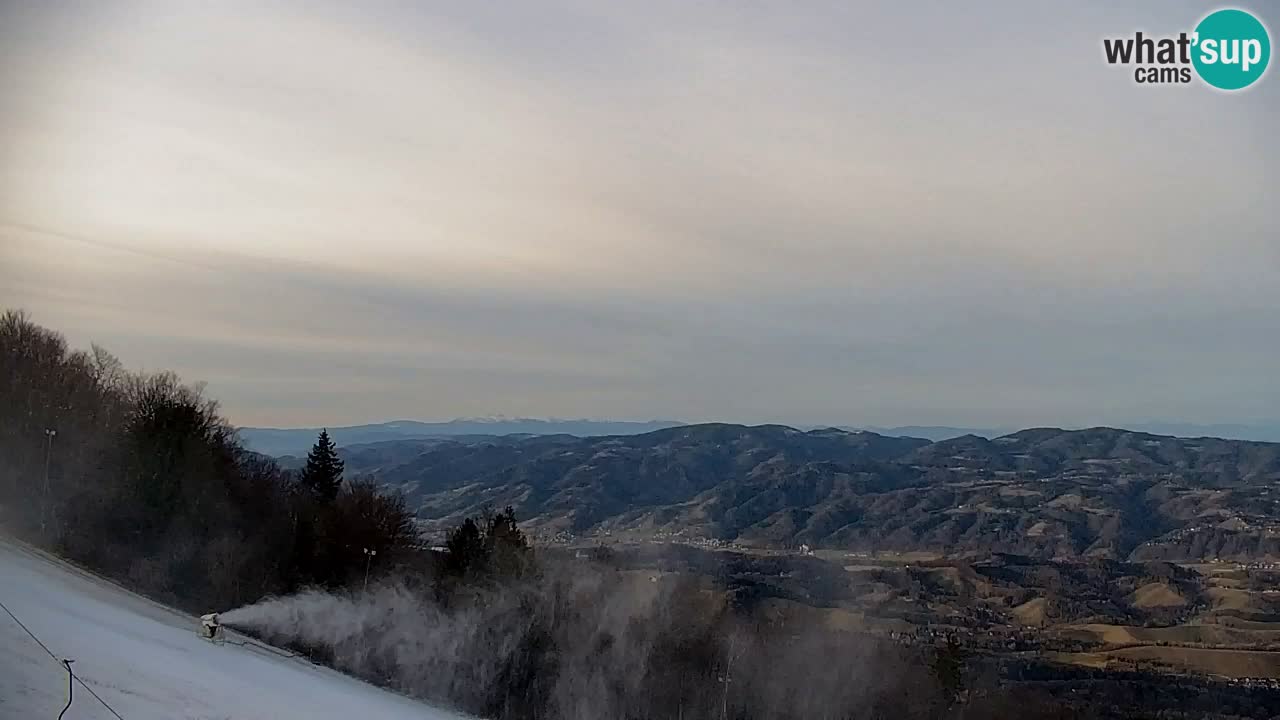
[0,598,128,719]
[0,596,59,659]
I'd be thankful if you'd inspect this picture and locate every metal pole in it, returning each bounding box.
[42,429,56,539]
[363,548,376,591]
[58,659,75,720]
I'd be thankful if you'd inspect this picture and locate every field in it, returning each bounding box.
[618,543,1280,684]
[1057,646,1280,679]
[1061,622,1280,647]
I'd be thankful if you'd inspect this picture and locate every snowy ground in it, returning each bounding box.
[0,539,470,719]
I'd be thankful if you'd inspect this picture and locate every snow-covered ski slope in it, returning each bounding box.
[0,538,469,719]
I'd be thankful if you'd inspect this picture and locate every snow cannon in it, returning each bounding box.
[199,612,224,643]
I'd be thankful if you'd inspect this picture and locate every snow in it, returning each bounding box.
[0,540,471,719]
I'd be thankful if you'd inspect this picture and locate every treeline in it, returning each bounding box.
[0,310,419,613]
[2,310,1092,719]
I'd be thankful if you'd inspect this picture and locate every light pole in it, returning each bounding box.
[41,428,57,539]
[363,548,377,591]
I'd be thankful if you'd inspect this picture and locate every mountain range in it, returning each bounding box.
[238,418,683,456]
[238,418,1280,456]
[314,423,1280,562]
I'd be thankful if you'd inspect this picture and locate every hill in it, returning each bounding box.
[337,424,1280,561]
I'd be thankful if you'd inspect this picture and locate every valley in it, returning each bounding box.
[318,423,1280,691]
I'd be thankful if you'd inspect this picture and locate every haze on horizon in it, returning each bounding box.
[2,0,1277,430]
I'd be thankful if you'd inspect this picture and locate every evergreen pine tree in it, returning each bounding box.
[300,429,344,502]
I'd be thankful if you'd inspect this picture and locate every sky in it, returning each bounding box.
[1,0,1277,429]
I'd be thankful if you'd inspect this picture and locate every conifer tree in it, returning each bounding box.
[300,429,344,502]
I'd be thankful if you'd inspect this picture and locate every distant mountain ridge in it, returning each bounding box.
[328,423,1280,562]
[240,418,1280,456]
[237,418,683,456]
[828,425,1003,441]
[823,423,1280,443]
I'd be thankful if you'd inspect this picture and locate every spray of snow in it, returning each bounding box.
[217,562,906,720]
[223,583,529,706]
[219,569,693,719]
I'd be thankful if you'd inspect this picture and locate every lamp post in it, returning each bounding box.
[41,428,57,539]
[363,548,377,591]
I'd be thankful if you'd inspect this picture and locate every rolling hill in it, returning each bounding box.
[331,424,1280,561]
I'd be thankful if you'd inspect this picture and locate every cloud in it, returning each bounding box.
[1,0,1277,427]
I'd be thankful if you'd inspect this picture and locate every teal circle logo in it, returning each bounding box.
[1192,9,1271,90]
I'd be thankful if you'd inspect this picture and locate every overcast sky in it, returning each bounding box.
[1,0,1276,429]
